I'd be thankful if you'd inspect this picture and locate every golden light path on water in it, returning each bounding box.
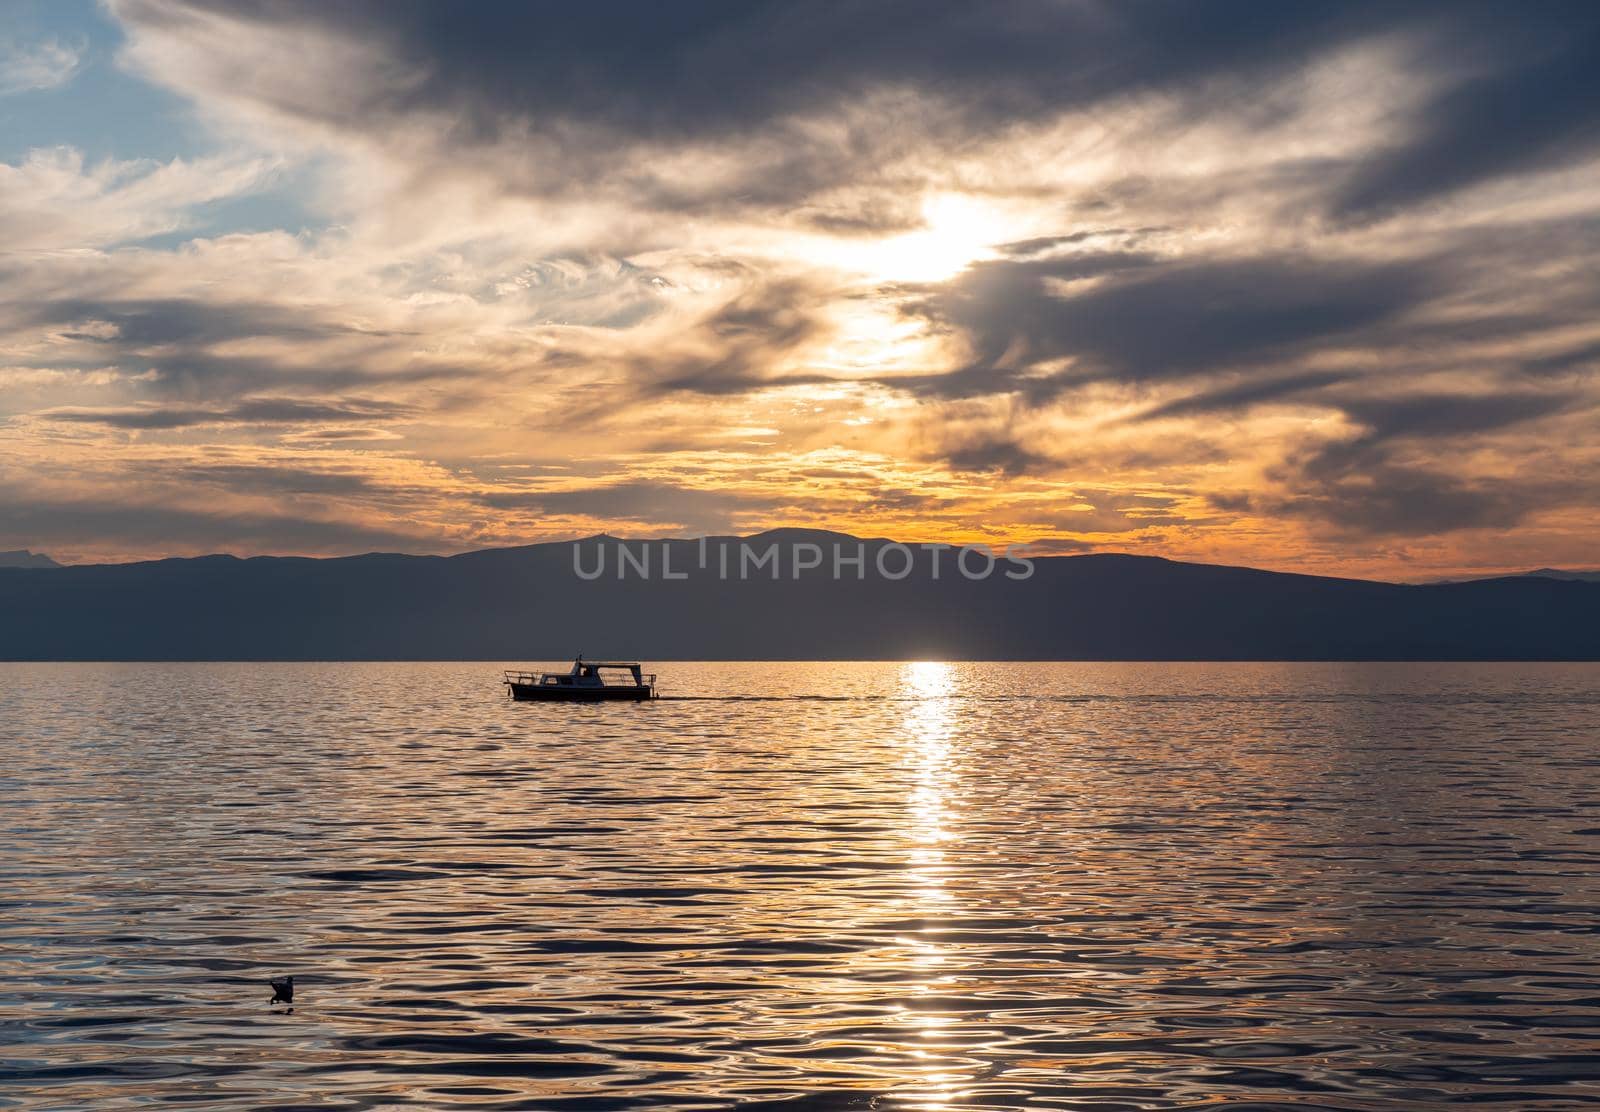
[898,661,965,1109]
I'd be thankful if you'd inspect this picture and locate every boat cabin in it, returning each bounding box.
[504,657,657,701]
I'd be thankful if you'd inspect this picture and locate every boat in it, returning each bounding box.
[503,656,658,701]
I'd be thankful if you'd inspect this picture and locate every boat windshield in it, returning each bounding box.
[581,666,642,685]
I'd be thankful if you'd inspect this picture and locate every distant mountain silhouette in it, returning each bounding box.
[1517,568,1600,583]
[1430,568,1600,585]
[2,530,1598,660]
[0,549,58,569]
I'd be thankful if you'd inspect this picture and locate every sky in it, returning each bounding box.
[1,1,1598,578]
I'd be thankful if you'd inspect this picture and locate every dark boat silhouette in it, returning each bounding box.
[504,656,657,701]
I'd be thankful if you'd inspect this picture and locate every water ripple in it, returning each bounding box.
[2,661,1599,1109]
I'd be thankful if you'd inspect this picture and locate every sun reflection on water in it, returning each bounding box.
[905,661,955,859]
[893,661,974,1110]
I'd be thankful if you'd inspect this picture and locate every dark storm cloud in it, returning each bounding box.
[1333,19,1600,220]
[881,213,1600,419]
[124,2,1600,219]
[1257,389,1589,538]
[1137,371,1357,420]
[1335,391,1579,443]
[45,397,411,429]
[941,438,1054,477]
[897,254,1425,398]
[3,294,453,402]
[1267,464,1544,538]
[163,1,1380,137]
[1522,339,1600,379]
[3,292,471,408]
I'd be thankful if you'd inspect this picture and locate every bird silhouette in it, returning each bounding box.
[268,975,294,1005]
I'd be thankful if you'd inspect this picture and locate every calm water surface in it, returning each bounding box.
[3,662,1600,1110]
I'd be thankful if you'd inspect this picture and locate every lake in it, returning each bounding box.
[3,662,1599,1109]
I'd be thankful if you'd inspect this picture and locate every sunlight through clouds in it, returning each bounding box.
[1,2,1597,577]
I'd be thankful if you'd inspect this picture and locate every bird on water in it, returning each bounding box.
[268,975,294,1005]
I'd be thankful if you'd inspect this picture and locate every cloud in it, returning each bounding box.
[1020,537,1097,556]
[20,298,356,348]
[0,488,441,558]
[0,147,279,249]
[110,2,1376,154]
[1,0,1597,577]
[900,253,1428,394]
[42,397,411,429]
[0,38,83,96]
[1260,462,1572,540]
[481,480,778,535]
[109,1,1600,230]
[1333,391,1579,443]
[1333,19,1600,219]
[625,275,839,398]
[170,463,378,496]
[1137,371,1356,420]
[1520,338,1600,379]
[940,437,1054,476]
[1250,389,1591,538]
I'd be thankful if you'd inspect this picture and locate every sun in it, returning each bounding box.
[797,193,1013,283]
[869,194,1010,282]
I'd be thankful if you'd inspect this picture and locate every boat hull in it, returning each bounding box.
[507,682,654,702]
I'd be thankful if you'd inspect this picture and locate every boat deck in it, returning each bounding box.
[503,661,658,702]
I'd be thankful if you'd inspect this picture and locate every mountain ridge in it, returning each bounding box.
[0,549,59,569]
[3,532,1597,661]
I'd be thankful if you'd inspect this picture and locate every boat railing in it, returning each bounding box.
[503,670,656,688]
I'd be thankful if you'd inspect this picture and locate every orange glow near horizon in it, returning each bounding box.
[3,5,1598,582]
